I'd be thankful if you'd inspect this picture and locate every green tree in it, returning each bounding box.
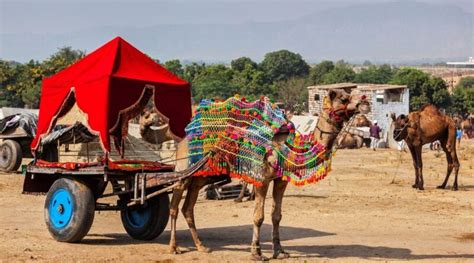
[390,68,431,110]
[456,76,474,89]
[231,64,273,101]
[192,64,239,102]
[309,60,334,85]
[0,61,23,107]
[450,76,474,114]
[322,63,355,84]
[15,60,44,108]
[426,77,451,109]
[230,57,257,72]
[42,47,85,76]
[275,77,308,114]
[354,64,395,84]
[260,50,310,82]
[183,62,206,83]
[163,59,184,78]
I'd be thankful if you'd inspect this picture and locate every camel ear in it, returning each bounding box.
[328,90,338,101]
[390,112,396,121]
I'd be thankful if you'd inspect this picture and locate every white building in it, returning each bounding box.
[447,57,474,68]
[307,83,409,148]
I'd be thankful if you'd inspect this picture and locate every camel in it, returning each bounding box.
[337,133,364,149]
[337,114,371,149]
[139,108,175,145]
[168,90,369,260]
[353,114,372,127]
[391,104,460,191]
[461,116,473,138]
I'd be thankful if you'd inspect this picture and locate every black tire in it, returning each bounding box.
[0,139,22,172]
[41,144,59,162]
[44,177,95,243]
[120,194,169,240]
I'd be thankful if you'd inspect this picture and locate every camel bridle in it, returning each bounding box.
[393,121,409,140]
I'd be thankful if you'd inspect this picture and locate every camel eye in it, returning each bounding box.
[341,98,349,103]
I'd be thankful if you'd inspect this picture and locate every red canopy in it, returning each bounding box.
[31,37,191,154]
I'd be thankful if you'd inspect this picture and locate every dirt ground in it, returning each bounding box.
[1,140,473,262]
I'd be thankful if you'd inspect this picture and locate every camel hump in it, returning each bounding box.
[419,104,442,115]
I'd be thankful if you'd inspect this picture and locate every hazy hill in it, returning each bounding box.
[1,1,472,63]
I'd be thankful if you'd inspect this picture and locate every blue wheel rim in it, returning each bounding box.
[49,189,74,229]
[125,206,151,228]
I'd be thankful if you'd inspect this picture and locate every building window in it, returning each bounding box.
[314,94,320,101]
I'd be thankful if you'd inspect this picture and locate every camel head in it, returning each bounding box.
[353,114,372,127]
[139,108,165,129]
[323,89,370,124]
[391,113,409,141]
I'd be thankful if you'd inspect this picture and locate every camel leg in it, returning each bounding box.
[271,178,290,259]
[235,181,247,203]
[408,145,419,189]
[451,149,460,191]
[437,135,461,191]
[169,179,190,254]
[448,142,460,191]
[415,146,424,190]
[437,140,453,190]
[248,184,255,201]
[181,177,211,253]
[250,181,270,261]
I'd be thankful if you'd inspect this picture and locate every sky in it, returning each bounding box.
[0,0,473,63]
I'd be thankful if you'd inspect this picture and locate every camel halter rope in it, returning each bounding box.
[393,121,409,141]
[318,96,359,154]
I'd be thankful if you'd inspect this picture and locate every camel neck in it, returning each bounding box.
[313,111,342,149]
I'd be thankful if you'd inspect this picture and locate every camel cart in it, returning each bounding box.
[22,37,204,243]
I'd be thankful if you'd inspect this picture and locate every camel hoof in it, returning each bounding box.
[250,253,269,261]
[273,250,290,259]
[412,184,418,189]
[234,198,243,203]
[418,186,424,190]
[169,246,182,254]
[452,186,458,191]
[436,185,445,189]
[197,246,212,253]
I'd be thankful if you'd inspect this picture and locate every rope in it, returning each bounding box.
[331,115,357,154]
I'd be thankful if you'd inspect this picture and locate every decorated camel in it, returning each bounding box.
[168,90,369,260]
[234,113,373,202]
[391,104,460,190]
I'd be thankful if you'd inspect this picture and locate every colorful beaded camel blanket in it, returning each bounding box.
[185,96,332,187]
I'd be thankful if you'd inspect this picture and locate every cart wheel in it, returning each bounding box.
[121,194,169,240]
[44,177,95,243]
[0,139,22,172]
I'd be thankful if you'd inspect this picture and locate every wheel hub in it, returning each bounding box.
[48,189,74,229]
[0,145,10,166]
[126,206,151,228]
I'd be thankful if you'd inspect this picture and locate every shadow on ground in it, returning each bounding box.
[84,224,474,260]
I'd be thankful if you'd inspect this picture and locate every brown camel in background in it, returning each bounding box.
[336,114,371,149]
[391,104,460,190]
[461,116,473,138]
[168,90,369,260]
[138,108,176,145]
[353,114,372,127]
